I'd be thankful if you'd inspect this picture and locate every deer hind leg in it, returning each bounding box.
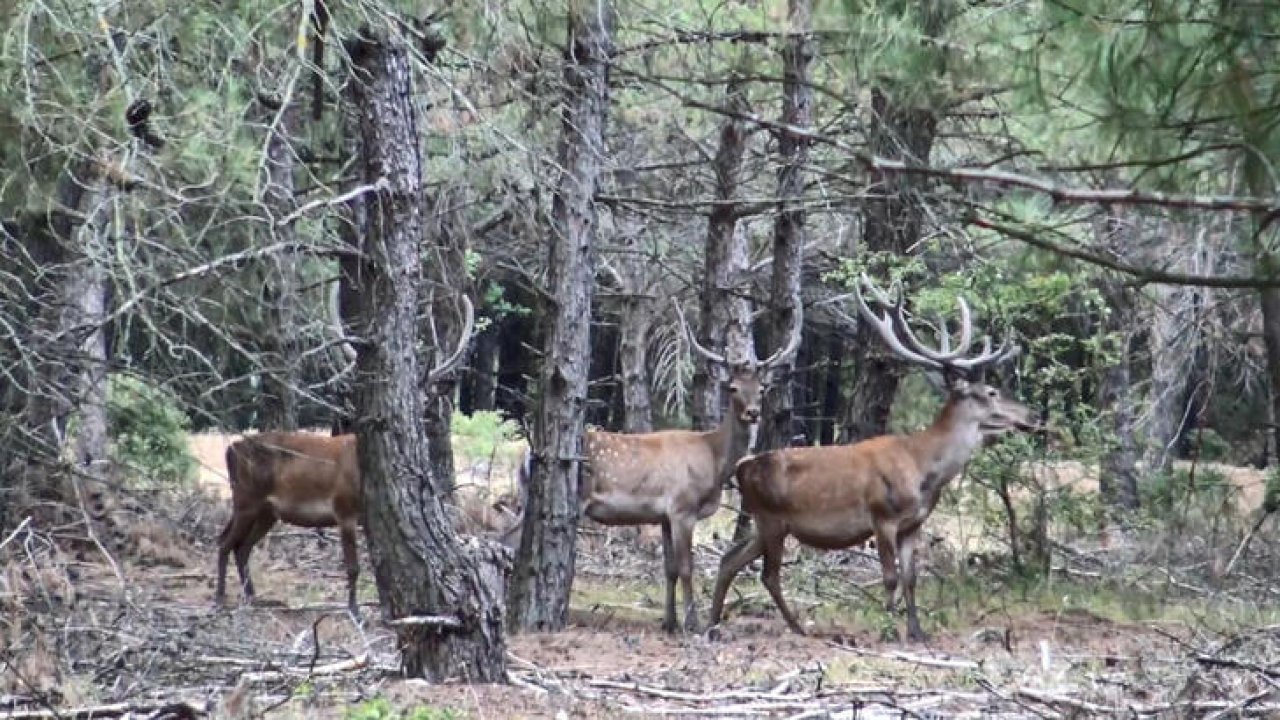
[897,529,926,642]
[215,511,255,605]
[660,519,678,633]
[760,531,804,635]
[669,516,700,633]
[234,513,277,603]
[709,532,764,628]
[339,520,360,614]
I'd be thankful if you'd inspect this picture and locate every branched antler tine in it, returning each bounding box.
[427,293,475,382]
[855,277,943,370]
[954,296,973,355]
[951,334,1020,371]
[672,298,727,366]
[894,294,976,366]
[936,315,951,355]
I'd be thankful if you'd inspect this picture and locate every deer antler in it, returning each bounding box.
[672,299,729,366]
[427,293,476,383]
[855,273,1019,379]
[759,298,804,369]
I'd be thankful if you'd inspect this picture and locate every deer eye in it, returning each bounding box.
[728,385,739,394]
[986,388,998,398]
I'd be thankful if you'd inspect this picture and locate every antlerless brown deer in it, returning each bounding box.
[214,298,481,613]
[708,276,1039,641]
[566,302,801,633]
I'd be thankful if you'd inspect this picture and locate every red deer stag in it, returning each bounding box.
[571,303,801,634]
[214,298,479,613]
[708,276,1039,641]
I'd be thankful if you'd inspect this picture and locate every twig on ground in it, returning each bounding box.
[828,642,980,670]
[0,699,209,720]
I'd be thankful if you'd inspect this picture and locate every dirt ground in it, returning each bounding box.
[3,435,1279,718]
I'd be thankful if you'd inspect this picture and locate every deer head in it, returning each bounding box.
[854,273,1038,437]
[673,298,802,425]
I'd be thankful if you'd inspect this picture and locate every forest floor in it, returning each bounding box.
[3,434,1280,719]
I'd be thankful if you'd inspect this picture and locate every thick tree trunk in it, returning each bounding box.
[1097,280,1141,512]
[757,0,813,455]
[616,208,653,433]
[509,0,612,632]
[257,96,302,432]
[69,199,111,486]
[693,78,754,431]
[1,160,112,532]
[342,29,507,681]
[617,294,653,433]
[737,0,812,543]
[841,88,938,442]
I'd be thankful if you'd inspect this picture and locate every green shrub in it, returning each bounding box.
[1141,467,1233,516]
[452,410,523,465]
[106,374,196,487]
[344,697,464,720]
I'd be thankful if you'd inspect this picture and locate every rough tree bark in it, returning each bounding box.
[1,154,111,533]
[342,29,507,681]
[692,77,754,431]
[1097,278,1141,511]
[841,4,948,442]
[756,0,813,454]
[842,87,939,441]
[509,0,613,632]
[736,0,813,542]
[616,220,654,433]
[257,94,301,432]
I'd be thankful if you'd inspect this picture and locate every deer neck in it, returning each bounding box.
[911,400,984,495]
[711,410,753,479]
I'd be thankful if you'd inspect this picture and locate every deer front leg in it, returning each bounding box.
[897,529,926,642]
[670,515,700,633]
[660,519,678,633]
[709,533,763,628]
[873,521,901,614]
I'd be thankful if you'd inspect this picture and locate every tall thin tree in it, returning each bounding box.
[341,27,507,680]
[509,0,614,632]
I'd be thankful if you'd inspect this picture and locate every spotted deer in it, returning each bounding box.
[568,303,802,633]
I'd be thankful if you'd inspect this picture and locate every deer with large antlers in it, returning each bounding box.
[214,298,478,613]
[564,302,802,634]
[708,276,1039,641]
